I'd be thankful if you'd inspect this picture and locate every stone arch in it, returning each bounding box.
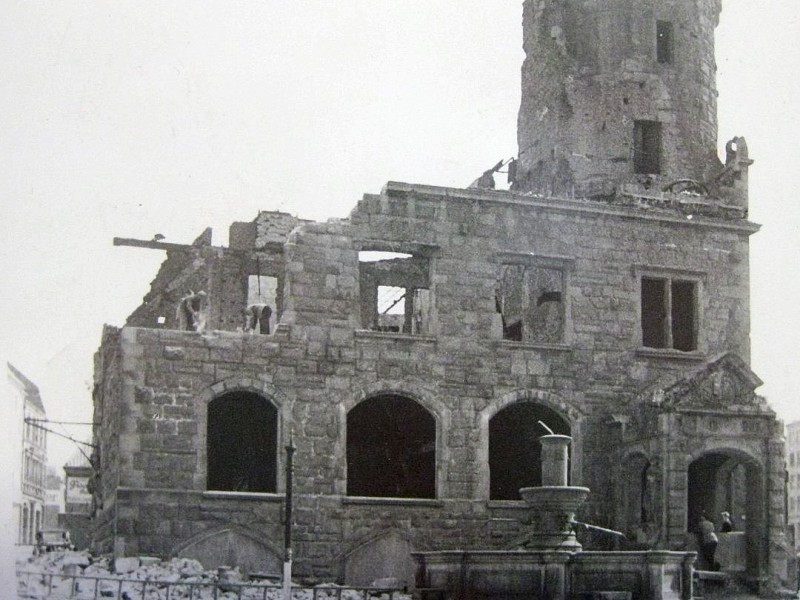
[346,394,437,499]
[685,446,763,575]
[171,524,282,576]
[197,377,291,492]
[337,379,449,497]
[340,528,418,589]
[477,389,584,500]
[343,379,446,419]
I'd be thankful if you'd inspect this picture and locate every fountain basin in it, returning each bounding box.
[519,485,590,510]
[412,550,696,600]
[518,486,590,551]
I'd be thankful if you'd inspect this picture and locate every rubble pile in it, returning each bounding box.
[17,551,410,600]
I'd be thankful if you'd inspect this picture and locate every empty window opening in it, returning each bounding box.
[376,285,406,332]
[347,394,436,498]
[496,264,564,343]
[489,403,570,500]
[207,392,277,492]
[634,120,662,174]
[641,277,697,351]
[657,21,674,64]
[359,251,431,335]
[246,275,278,334]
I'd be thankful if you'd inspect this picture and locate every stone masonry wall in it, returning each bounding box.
[97,182,763,577]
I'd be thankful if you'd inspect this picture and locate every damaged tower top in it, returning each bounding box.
[514,0,750,208]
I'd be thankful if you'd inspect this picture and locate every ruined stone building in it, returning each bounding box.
[92,0,788,589]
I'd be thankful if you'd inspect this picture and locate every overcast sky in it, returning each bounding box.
[1,1,799,474]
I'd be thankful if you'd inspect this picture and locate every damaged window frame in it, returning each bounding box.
[242,251,285,335]
[635,265,704,354]
[357,241,439,336]
[494,252,573,346]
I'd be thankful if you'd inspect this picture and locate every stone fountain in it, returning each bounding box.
[412,434,697,600]
[518,434,589,552]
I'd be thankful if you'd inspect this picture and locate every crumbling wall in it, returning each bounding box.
[91,325,123,554]
[517,0,724,197]
[98,180,765,578]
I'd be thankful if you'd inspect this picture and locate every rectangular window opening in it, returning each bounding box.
[657,21,674,64]
[641,277,667,348]
[671,279,697,351]
[634,120,662,175]
[496,264,564,344]
[360,251,431,335]
[640,276,697,351]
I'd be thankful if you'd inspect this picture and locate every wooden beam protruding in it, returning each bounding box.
[113,237,197,251]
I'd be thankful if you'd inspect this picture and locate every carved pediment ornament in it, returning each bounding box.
[641,353,767,412]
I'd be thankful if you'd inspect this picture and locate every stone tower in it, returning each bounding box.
[515,0,727,198]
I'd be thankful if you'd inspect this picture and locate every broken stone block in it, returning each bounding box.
[114,556,140,574]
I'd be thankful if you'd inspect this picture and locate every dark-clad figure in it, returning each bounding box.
[245,303,272,334]
[698,513,719,570]
[177,290,208,333]
[720,511,734,533]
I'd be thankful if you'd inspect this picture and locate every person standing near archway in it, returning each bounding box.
[698,513,719,570]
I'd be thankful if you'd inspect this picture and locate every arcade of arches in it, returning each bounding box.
[206,391,577,501]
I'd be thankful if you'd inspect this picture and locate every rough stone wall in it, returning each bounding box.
[91,326,123,553]
[94,181,769,580]
[517,0,723,196]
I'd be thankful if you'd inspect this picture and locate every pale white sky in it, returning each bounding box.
[1,1,799,473]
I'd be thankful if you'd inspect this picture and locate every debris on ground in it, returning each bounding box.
[17,551,411,600]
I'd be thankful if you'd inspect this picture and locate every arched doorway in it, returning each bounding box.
[489,402,570,500]
[687,450,762,574]
[346,394,436,499]
[207,391,278,492]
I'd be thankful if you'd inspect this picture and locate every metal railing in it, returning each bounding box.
[17,570,408,600]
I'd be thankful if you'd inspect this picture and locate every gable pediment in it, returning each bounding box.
[638,353,770,413]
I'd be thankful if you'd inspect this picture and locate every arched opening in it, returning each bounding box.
[207,391,277,492]
[688,450,761,574]
[489,402,570,500]
[347,394,436,498]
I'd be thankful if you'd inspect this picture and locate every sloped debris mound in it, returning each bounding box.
[17,551,411,600]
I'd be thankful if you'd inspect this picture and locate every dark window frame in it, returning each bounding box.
[656,20,674,64]
[639,272,701,352]
[634,120,663,175]
[206,391,279,493]
[346,394,437,499]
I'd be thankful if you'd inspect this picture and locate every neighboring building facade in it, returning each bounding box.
[786,421,800,548]
[91,0,788,589]
[8,363,48,546]
[61,450,94,550]
[43,466,64,529]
